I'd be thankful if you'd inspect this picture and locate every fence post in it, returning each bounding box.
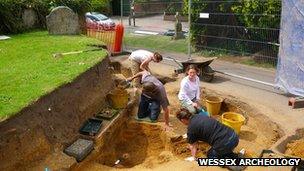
[114,24,124,53]
[188,0,191,60]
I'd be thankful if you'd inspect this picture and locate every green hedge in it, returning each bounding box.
[91,0,111,15]
[183,0,281,54]
[0,0,112,34]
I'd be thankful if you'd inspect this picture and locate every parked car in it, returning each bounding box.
[85,12,116,30]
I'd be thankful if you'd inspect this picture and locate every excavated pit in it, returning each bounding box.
[72,76,284,170]
[95,122,165,168]
[274,128,304,158]
[71,58,284,170]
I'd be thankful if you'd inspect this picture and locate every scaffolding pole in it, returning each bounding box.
[188,0,191,60]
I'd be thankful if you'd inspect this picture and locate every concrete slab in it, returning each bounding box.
[0,35,11,40]
[64,139,94,162]
[134,30,159,35]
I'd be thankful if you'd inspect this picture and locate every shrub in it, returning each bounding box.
[183,0,281,55]
[0,0,112,34]
[0,0,27,33]
[90,0,112,15]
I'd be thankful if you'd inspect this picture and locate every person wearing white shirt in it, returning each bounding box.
[128,49,163,87]
[178,65,201,114]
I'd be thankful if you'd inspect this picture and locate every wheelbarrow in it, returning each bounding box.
[171,57,217,82]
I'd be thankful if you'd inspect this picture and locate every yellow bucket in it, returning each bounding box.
[107,88,129,109]
[205,96,223,115]
[221,112,245,134]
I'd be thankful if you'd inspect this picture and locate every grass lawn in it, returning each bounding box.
[241,59,276,68]
[0,31,107,119]
[124,33,188,54]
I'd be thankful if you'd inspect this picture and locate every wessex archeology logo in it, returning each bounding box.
[197,158,301,166]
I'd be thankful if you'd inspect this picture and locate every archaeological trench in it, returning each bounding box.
[0,56,303,170]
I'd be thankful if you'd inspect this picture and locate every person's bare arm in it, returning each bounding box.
[189,142,198,158]
[140,58,152,71]
[126,71,144,81]
[163,106,173,131]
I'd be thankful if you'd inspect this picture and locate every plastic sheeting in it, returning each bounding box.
[275,0,304,97]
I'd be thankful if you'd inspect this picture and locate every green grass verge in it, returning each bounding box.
[124,33,188,54]
[124,34,276,68]
[0,31,107,119]
[198,50,276,68]
[241,59,276,68]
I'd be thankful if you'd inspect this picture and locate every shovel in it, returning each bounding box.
[53,48,104,58]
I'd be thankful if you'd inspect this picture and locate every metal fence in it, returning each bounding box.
[192,0,281,66]
[119,0,189,58]
[118,0,281,66]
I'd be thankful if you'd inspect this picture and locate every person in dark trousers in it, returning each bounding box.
[127,71,171,131]
[176,108,239,160]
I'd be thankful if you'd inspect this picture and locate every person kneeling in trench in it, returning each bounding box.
[176,108,239,160]
[127,71,172,131]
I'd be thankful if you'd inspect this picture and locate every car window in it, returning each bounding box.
[95,14,108,21]
[89,15,100,21]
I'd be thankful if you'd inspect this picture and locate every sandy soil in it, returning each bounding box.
[72,72,283,170]
[1,56,297,170]
[164,79,282,158]
[74,121,216,171]
[285,139,304,158]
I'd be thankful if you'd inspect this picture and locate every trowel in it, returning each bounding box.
[117,79,132,89]
[52,48,105,58]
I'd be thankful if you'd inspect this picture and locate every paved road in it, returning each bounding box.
[156,51,276,87]
[113,15,189,34]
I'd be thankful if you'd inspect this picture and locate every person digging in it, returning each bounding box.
[128,50,163,87]
[126,71,172,131]
[176,108,240,160]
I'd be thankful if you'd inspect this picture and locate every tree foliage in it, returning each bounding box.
[183,0,281,52]
[231,0,281,28]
